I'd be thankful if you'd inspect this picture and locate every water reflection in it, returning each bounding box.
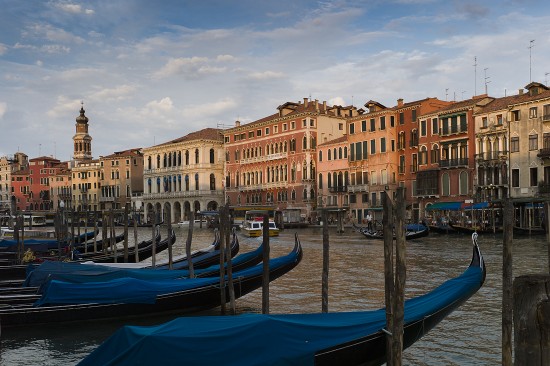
[0,226,548,365]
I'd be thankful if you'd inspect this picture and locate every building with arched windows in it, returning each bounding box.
[223,98,358,221]
[142,128,224,223]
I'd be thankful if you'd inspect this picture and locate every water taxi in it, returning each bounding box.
[241,215,279,237]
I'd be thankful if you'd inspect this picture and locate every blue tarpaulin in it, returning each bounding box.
[462,202,489,210]
[78,259,484,366]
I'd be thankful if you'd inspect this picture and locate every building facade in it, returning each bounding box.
[223,98,356,221]
[142,128,225,224]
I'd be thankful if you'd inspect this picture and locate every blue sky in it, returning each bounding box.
[1,0,549,161]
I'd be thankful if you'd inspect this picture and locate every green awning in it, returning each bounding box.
[426,202,462,211]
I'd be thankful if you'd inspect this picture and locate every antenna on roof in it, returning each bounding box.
[473,56,477,95]
[545,72,549,86]
[445,88,449,101]
[529,40,535,82]
[484,68,491,94]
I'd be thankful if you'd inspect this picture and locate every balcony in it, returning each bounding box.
[475,151,508,161]
[347,184,369,193]
[439,158,469,168]
[328,186,348,193]
[537,148,550,159]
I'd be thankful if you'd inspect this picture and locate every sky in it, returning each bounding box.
[1,0,549,161]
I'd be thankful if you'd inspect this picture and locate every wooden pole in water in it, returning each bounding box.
[93,211,98,253]
[382,192,395,366]
[322,208,329,313]
[133,208,139,263]
[77,210,81,245]
[102,213,108,254]
[262,213,270,314]
[502,199,513,366]
[166,204,173,269]
[392,188,406,365]
[123,205,129,263]
[151,209,157,268]
[219,209,227,315]
[186,210,195,278]
[70,209,75,259]
[224,204,236,315]
[513,274,550,365]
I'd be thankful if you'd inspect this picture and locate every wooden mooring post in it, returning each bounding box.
[513,275,550,365]
[150,209,157,268]
[262,213,270,314]
[502,199,513,366]
[186,210,195,278]
[322,208,329,313]
[383,188,406,366]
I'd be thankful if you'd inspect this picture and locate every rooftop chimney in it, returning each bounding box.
[397,98,404,107]
[303,98,309,108]
[235,120,241,127]
[519,89,524,95]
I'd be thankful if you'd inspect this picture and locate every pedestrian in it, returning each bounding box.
[366,212,373,231]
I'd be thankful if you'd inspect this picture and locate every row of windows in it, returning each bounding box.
[349,138,391,161]
[229,137,316,162]
[230,119,316,143]
[319,146,348,161]
[146,149,216,170]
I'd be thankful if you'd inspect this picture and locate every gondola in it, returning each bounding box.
[512,225,546,235]
[448,222,502,235]
[0,229,98,253]
[353,223,430,240]
[0,235,302,329]
[0,229,164,281]
[77,234,484,366]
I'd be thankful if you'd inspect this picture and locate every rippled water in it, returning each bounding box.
[0,226,548,365]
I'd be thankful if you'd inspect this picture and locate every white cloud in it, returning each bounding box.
[46,96,82,118]
[182,98,237,120]
[23,23,85,44]
[0,102,7,118]
[89,85,137,102]
[247,71,285,80]
[0,44,7,55]
[53,2,95,15]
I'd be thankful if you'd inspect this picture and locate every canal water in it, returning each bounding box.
[0,225,548,365]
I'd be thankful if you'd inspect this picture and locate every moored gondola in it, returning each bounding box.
[353,223,430,240]
[77,233,484,366]
[0,235,302,329]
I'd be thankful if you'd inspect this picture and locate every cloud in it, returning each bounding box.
[152,56,226,79]
[0,102,6,118]
[182,98,237,120]
[247,70,285,80]
[22,23,85,44]
[47,96,82,118]
[0,44,7,55]
[52,2,95,15]
[89,84,137,102]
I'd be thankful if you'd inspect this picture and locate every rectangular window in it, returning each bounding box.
[338,123,343,130]
[380,116,386,130]
[371,171,377,185]
[291,121,295,129]
[544,104,550,121]
[420,120,427,136]
[274,125,278,133]
[482,117,488,128]
[390,115,395,127]
[451,116,458,133]
[355,143,362,160]
[362,141,368,159]
[380,137,386,153]
[497,114,503,125]
[460,115,467,132]
[350,143,355,161]
[511,110,520,121]
[362,193,368,203]
[361,120,367,132]
[283,123,287,131]
[391,140,395,152]
[529,134,538,150]
[412,109,417,122]
[442,118,448,135]
[370,139,376,155]
[370,118,375,132]
[530,167,538,186]
[265,127,270,135]
[432,118,439,134]
[529,107,538,118]
[303,119,307,127]
[310,119,315,127]
[256,129,262,137]
[349,123,355,134]
[512,169,520,187]
[511,137,520,152]
[399,112,404,125]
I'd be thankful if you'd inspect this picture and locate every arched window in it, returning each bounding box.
[303,188,308,200]
[328,173,332,188]
[178,151,182,166]
[210,148,215,164]
[210,173,216,190]
[147,156,152,170]
[291,190,296,201]
[185,175,189,191]
[163,153,167,168]
[344,146,348,158]
[303,136,307,150]
[291,163,296,181]
[185,150,189,165]
[459,171,468,195]
[195,173,199,190]
[318,173,323,189]
[319,150,323,162]
[310,161,315,178]
[328,149,332,160]
[195,149,199,164]
[156,155,161,168]
[338,147,342,159]
[302,161,307,180]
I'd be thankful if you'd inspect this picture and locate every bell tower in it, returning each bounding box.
[73,102,93,162]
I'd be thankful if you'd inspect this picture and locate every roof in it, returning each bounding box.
[317,135,348,147]
[156,128,223,147]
